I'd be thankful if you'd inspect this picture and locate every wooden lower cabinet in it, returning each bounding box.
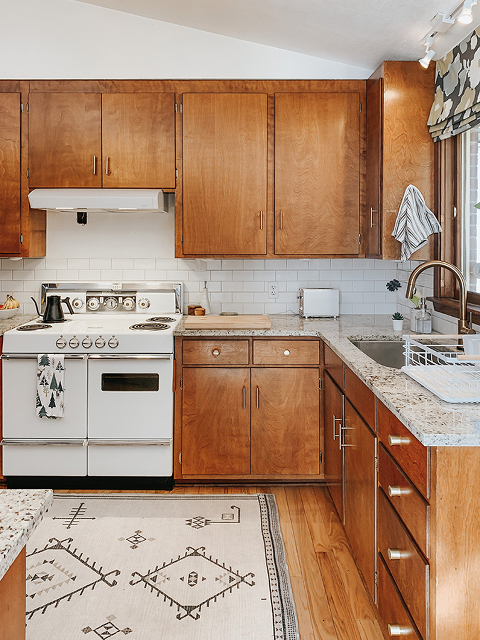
[344,400,377,600]
[181,367,250,475]
[250,367,320,475]
[323,371,344,520]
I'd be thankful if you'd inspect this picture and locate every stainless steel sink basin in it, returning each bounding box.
[349,340,405,369]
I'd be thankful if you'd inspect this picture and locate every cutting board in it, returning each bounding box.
[183,314,271,330]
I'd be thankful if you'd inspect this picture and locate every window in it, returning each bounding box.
[461,127,480,293]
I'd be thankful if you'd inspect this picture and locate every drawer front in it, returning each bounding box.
[378,557,422,640]
[253,340,319,365]
[324,343,343,388]
[378,402,429,499]
[88,442,173,476]
[344,366,375,427]
[379,445,429,557]
[378,489,428,639]
[2,442,87,476]
[182,340,249,365]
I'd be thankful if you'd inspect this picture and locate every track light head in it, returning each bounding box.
[458,0,475,24]
[419,49,435,68]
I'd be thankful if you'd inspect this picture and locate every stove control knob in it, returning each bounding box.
[105,297,118,311]
[69,336,80,349]
[95,336,106,348]
[122,297,135,311]
[108,336,119,349]
[82,337,93,348]
[138,298,150,310]
[56,337,67,349]
[72,297,84,310]
[87,297,100,311]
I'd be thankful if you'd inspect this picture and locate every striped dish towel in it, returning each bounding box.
[391,185,442,261]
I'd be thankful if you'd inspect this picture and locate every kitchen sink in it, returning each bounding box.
[349,339,405,369]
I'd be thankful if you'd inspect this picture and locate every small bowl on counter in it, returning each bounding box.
[0,308,18,320]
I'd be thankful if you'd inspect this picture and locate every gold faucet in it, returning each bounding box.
[405,260,476,335]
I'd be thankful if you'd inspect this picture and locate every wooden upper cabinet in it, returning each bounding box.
[102,93,175,188]
[274,92,360,256]
[29,93,102,188]
[0,93,21,255]
[251,367,320,475]
[182,93,268,256]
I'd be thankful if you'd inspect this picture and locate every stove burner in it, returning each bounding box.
[130,323,169,331]
[147,317,176,323]
[17,324,53,331]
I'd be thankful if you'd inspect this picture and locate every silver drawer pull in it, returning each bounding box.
[2,439,87,446]
[283,350,290,356]
[388,624,414,636]
[212,349,220,357]
[89,354,172,360]
[88,439,172,446]
[387,548,411,560]
[1,354,86,360]
[388,485,411,497]
[388,435,411,446]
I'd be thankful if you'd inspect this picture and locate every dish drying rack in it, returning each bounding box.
[402,335,480,403]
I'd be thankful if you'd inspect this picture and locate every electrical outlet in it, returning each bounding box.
[268,283,278,299]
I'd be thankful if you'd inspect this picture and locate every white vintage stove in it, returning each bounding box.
[1,282,183,489]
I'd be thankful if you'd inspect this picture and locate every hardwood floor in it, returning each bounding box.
[57,484,384,640]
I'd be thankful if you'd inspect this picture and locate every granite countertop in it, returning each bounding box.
[0,313,37,337]
[175,314,480,447]
[0,489,53,582]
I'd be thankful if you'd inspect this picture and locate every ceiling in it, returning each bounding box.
[74,0,480,71]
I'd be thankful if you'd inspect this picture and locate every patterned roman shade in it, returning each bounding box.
[428,27,480,141]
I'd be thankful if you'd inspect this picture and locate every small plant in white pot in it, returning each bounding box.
[392,312,404,331]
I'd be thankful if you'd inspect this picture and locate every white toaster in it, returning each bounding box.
[299,288,339,318]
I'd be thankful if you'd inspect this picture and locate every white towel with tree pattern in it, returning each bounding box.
[36,354,65,419]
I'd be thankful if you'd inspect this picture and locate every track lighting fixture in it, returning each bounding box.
[419,48,436,68]
[458,0,477,24]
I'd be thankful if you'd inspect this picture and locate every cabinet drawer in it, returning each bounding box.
[379,445,429,557]
[378,489,428,639]
[324,344,343,388]
[378,402,429,499]
[344,366,375,427]
[253,340,319,364]
[378,557,422,640]
[182,340,249,365]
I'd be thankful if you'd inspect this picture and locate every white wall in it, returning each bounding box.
[0,0,372,79]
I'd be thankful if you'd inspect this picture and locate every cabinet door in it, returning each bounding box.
[0,93,21,255]
[102,93,176,188]
[29,93,102,187]
[344,400,377,599]
[251,368,320,475]
[274,92,360,255]
[365,79,382,257]
[182,93,267,255]
[324,372,344,520]
[181,368,250,475]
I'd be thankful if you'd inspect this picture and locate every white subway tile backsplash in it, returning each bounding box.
[297,270,320,281]
[134,259,156,270]
[233,270,253,281]
[265,302,287,314]
[332,259,353,270]
[68,258,90,269]
[144,270,168,280]
[341,292,364,304]
[23,258,46,269]
[112,258,134,270]
[99,270,123,279]
[353,303,375,314]
[244,260,266,271]
[0,270,13,280]
[364,269,385,281]
[78,270,101,280]
[275,270,298,281]
[375,302,396,314]
[253,271,276,282]
[211,271,233,282]
[90,259,111,270]
[2,281,23,292]
[221,259,244,270]
[222,282,244,292]
[167,270,189,281]
[56,270,79,280]
[156,259,179,270]
[123,269,144,280]
[341,270,364,281]
[243,303,266,314]
[12,270,36,281]
[2,259,25,270]
[244,282,266,292]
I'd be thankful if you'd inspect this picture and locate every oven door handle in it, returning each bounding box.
[88,354,173,360]
[88,439,172,446]
[1,354,86,360]
[2,439,88,446]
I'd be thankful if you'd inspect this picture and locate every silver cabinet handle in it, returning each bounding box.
[105,155,110,175]
[243,386,246,410]
[340,425,354,450]
[388,624,414,636]
[1,353,86,360]
[93,155,97,175]
[256,386,259,409]
[88,439,172,446]
[212,349,220,357]
[370,207,378,227]
[260,210,263,230]
[279,210,284,230]
[2,439,87,446]
[333,415,342,440]
[388,435,411,446]
[388,485,411,497]
[387,548,411,560]
[88,354,173,360]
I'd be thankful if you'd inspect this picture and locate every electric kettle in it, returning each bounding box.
[31,295,74,322]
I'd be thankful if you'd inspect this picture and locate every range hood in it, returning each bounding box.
[28,189,168,213]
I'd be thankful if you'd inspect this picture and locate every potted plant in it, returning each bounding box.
[392,312,404,331]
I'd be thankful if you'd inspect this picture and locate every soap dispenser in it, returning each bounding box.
[200,281,211,315]
[415,298,432,334]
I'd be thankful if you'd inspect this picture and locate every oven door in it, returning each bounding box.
[87,354,174,439]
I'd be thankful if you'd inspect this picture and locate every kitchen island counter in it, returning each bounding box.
[175,314,480,446]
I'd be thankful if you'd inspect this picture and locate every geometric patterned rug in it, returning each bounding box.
[26,494,299,639]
